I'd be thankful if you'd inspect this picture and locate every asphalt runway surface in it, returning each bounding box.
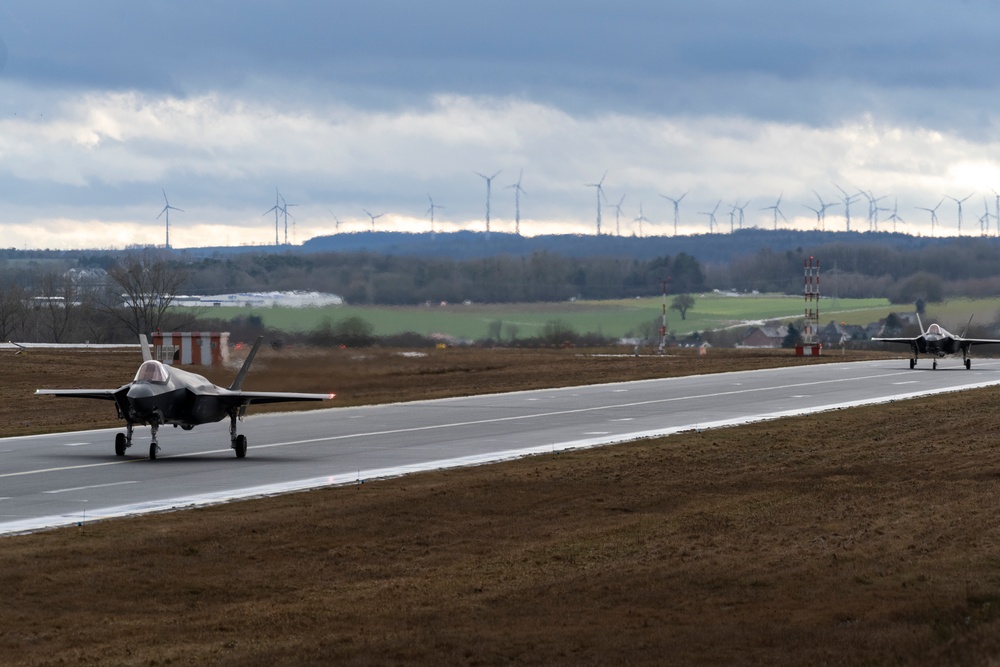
[3,358,1000,535]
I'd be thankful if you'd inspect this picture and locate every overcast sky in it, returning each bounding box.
[2,1,1000,249]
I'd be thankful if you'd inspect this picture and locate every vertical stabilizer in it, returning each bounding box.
[139,334,153,362]
[229,336,264,391]
[961,315,975,338]
[916,312,924,335]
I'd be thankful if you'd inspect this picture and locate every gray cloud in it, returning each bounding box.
[3,1,1000,248]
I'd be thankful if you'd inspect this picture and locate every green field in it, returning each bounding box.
[185,293,983,341]
[188,294,1000,339]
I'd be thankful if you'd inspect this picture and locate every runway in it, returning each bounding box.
[3,358,1000,535]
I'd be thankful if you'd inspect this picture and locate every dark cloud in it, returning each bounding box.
[4,2,1000,111]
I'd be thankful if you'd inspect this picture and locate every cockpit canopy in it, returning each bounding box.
[134,360,169,383]
[926,323,948,336]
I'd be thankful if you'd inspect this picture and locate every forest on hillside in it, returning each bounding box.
[180,238,1000,304]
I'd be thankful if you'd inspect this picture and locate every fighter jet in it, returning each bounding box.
[36,336,334,459]
[872,314,1000,370]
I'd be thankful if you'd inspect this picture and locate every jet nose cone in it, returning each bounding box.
[127,383,161,418]
[127,383,156,401]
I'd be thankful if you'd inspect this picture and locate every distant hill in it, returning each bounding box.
[285,228,954,264]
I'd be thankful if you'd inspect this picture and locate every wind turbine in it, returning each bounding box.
[915,199,943,237]
[761,193,786,230]
[834,183,860,232]
[585,171,607,235]
[363,209,384,231]
[505,171,526,236]
[426,195,444,233]
[328,209,341,232]
[156,189,183,249]
[658,191,687,235]
[992,190,1000,236]
[263,188,282,245]
[475,169,502,235]
[860,191,888,232]
[734,200,750,229]
[803,203,823,229]
[947,193,973,235]
[727,203,737,232]
[607,194,626,236]
[279,194,297,245]
[699,200,721,233]
[981,198,992,235]
[813,190,839,230]
[634,202,649,237]
[886,198,904,233]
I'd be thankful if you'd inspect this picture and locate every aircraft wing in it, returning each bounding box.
[229,390,335,406]
[35,388,124,401]
[957,337,1000,346]
[870,337,919,345]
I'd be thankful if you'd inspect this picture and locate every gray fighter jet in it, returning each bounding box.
[872,313,1000,370]
[36,336,334,459]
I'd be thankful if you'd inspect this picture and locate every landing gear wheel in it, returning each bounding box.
[933,360,938,370]
[909,358,916,369]
[966,358,972,370]
[234,434,248,459]
[149,442,158,460]
[115,433,127,456]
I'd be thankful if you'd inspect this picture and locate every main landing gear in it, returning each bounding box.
[114,422,135,457]
[114,417,249,459]
[229,411,248,459]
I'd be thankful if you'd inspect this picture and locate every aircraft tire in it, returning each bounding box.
[933,361,938,370]
[909,358,916,369]
[115,433,127,456]
[149,442,158,460]
[234,434,248,459]
[966,359,972,370]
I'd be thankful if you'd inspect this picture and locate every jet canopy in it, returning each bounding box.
[134,360,169,383]
[926,324,950,337]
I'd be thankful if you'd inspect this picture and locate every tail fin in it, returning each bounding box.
[961,314,975,338]
[229,336,263,391]
[916,312,924,334]
[139,334,153,362]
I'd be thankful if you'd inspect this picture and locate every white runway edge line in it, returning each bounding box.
[3,371,1000,536]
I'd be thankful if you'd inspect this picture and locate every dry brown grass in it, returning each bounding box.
[4,345,1000,665]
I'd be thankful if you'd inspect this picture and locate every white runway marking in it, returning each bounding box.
[62,442,91,447]
[44,481,138,495]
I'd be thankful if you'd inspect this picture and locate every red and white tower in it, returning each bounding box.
[800,256,821,354]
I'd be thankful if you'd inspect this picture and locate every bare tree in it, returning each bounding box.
[99,252,190,338]
[0,277,25,340]
[36,272,82,343]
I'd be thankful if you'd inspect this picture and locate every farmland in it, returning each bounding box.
[188,294,913,340]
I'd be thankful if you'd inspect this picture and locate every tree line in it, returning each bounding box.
[6,234,1000,343]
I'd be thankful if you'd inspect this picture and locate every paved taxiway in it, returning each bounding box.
[3,358,1000,534]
